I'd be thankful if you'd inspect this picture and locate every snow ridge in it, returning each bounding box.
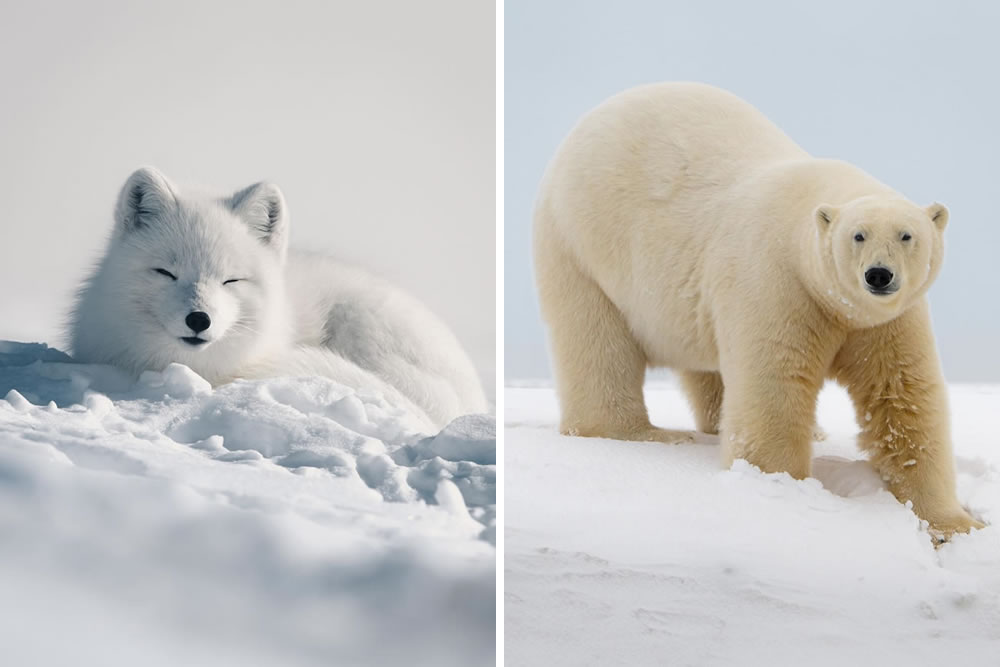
[0,341,495,667]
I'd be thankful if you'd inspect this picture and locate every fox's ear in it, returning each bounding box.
[115,167,176,233]
[229,182,288,256]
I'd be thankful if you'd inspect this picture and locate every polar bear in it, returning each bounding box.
[534,82,981,536]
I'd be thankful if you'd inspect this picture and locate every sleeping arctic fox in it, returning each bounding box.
[69,167,488,429]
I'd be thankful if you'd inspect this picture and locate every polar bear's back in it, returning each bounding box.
[585,82,802,157]
[537,83,808,289]
[541,82,806,224]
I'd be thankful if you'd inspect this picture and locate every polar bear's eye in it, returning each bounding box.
[901,232,912,242]
[154,268,177,280]
[853,233,865,242]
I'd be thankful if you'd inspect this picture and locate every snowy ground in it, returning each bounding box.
[505,382,1000,667]
[0,341,495,667]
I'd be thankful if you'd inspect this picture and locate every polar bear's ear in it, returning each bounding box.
[926,203,949,231]
[815,205,838,232]
[229,182,289,257]
[115,167,177,234]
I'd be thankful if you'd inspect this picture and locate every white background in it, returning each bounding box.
[0,0,495,389]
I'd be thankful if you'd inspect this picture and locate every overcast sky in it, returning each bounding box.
[0,0,495,388]
[506,0,1000,382]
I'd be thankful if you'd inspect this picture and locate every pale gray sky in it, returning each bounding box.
[0,0,495,387]
[506,0,1000,382]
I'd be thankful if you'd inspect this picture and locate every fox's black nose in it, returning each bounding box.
[185,311,211,333]
[864,267,894,291]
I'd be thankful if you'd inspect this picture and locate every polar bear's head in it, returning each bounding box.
[815,196,947,324]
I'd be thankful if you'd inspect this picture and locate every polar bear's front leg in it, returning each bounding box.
[717,311,841,479]
[833,301,983,537]
[719,361,826,480]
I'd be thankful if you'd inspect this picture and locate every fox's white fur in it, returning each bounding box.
[69,167,487,429]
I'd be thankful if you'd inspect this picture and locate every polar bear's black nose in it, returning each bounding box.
[185,311,211,333]
[864,267,894,291]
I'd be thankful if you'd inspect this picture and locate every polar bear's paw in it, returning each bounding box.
[562,424,694,444]
[926,509,986,546]
[634,427,696,444]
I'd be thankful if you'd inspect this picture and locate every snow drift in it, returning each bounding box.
[0,341,495,667]
[506,383,1000,667]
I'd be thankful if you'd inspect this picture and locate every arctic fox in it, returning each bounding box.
[69,167,488,429]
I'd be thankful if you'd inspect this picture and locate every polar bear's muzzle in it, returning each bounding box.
[864,265,898,295]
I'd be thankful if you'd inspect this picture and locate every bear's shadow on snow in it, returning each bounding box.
[690,430,888,498]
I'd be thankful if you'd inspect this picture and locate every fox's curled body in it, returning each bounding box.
[70,167,487,429]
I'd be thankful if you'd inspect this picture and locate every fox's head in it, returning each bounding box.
[76,167,293,382]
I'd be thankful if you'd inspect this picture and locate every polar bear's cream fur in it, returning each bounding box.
[534,82,980,536]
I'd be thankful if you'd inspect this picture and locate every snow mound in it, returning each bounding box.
[506,383,1000,666]
[0,341,495,667]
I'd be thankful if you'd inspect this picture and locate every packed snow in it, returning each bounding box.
[505,381,1000,666]
[0,341,495,667]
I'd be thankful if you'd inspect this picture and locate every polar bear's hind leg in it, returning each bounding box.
[679,370,724,435]
[536,237,692,444]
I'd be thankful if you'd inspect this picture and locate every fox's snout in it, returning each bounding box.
[185,311,211,333]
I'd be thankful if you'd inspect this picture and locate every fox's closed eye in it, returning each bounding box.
[154,268,177,280]
[223,278,243,285]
